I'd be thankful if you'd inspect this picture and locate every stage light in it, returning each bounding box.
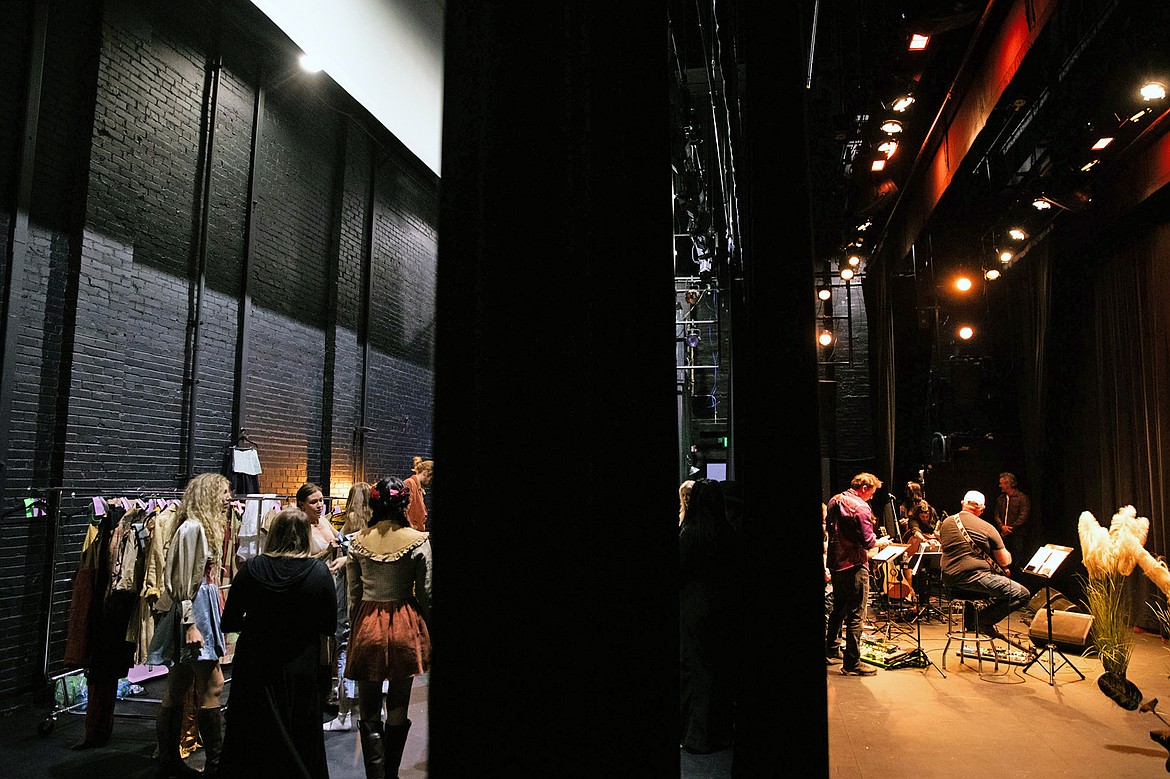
[1141,81,1166,101]
[1091,137,1114,151]
[999,250,1013,263]
[877,140,898,158]
[1032,197,1053,210]
[685,329,701,348]
[958,326,974,340]
[908,34,929,51]
[847,254,861,267]
[1008,228,1027,241]
[871,158,886,172]
[891,95,915,112]
[880,119,904,134]
[985,268,1001,281]
[817,288,832,301]
[1081,159,1100,172]
[956,276,973,292]
[818,330,834,347]
[840,267,855,280]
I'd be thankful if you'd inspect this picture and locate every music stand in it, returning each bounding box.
[907,546,945,623]
[1021,544,1086,685]
[872,544,913,639]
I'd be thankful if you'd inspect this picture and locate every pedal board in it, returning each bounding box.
[859,637,915,668]
[956,645,1034,665]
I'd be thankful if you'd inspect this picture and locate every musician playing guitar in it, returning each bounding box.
[938,490,1031,638]
[899,500,942,606]
[904,500,942,554]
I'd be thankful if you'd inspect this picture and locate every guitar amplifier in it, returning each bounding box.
[1028,609,1093,647]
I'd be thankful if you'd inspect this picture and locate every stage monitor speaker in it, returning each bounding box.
[1028,590,1078,614]
[1028,610,1093,647]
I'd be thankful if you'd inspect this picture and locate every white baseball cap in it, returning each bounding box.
[962,490,986,507]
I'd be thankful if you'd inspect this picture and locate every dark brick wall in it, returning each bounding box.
[0,0,437,698]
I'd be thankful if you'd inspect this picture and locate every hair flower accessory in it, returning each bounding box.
[370,486,382,500]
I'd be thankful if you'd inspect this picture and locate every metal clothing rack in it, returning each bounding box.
[24,486,221,737]
[26,486,353,736]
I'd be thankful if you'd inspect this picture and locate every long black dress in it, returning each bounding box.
[219,554,337,779]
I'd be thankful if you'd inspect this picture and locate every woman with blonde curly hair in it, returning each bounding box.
[679,479,695,526]
[147,472,232,778]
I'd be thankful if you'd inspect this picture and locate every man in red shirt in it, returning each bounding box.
[825,473,891,676]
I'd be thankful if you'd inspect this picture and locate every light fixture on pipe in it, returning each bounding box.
[1141,81,1166,101]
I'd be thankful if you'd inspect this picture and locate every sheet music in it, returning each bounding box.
[1022,544,1073,578]
[873,543,909,562]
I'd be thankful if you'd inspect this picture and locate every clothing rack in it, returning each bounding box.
[23,486,218,737]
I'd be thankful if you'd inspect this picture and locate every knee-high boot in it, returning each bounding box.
[358,719,386,779]
[156,706,202,779]
[197,707,223,778]
[384,719,412,779]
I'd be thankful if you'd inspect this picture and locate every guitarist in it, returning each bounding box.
[938,490,1031,639]
[904,501,942,600]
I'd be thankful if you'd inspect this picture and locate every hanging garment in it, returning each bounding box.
[63,508,115,669]
[229,446,262,496]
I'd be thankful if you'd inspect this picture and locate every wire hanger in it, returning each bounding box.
[234,428,257,450]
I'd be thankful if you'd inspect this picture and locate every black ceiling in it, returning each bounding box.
[670,0,1170,286]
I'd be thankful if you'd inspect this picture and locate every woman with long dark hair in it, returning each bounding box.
[345,475,432,778]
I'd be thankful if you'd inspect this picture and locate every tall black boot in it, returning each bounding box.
[197,707,223,778]
[156,706,202,779]
[358,719,386,779]
[383,719,412,779]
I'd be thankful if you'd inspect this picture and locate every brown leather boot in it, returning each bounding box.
[155,706,202,779]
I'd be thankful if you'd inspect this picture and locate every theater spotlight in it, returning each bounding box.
[840,267,855,281]
[955,276,973,292]
[1141,80,1167,101]
[817,288,832,301]
[984,268,1001,281]
[818,330,834,347]
[958,325,974,340]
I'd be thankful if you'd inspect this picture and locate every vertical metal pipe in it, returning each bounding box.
[0,0,48,500]
[355,143,379,484]
[184,48,222,481]
[233,71,264,441]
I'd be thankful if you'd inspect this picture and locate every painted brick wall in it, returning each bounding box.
[0,0,437,699]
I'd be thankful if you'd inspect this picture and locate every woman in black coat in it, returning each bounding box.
[219,508,337,778]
